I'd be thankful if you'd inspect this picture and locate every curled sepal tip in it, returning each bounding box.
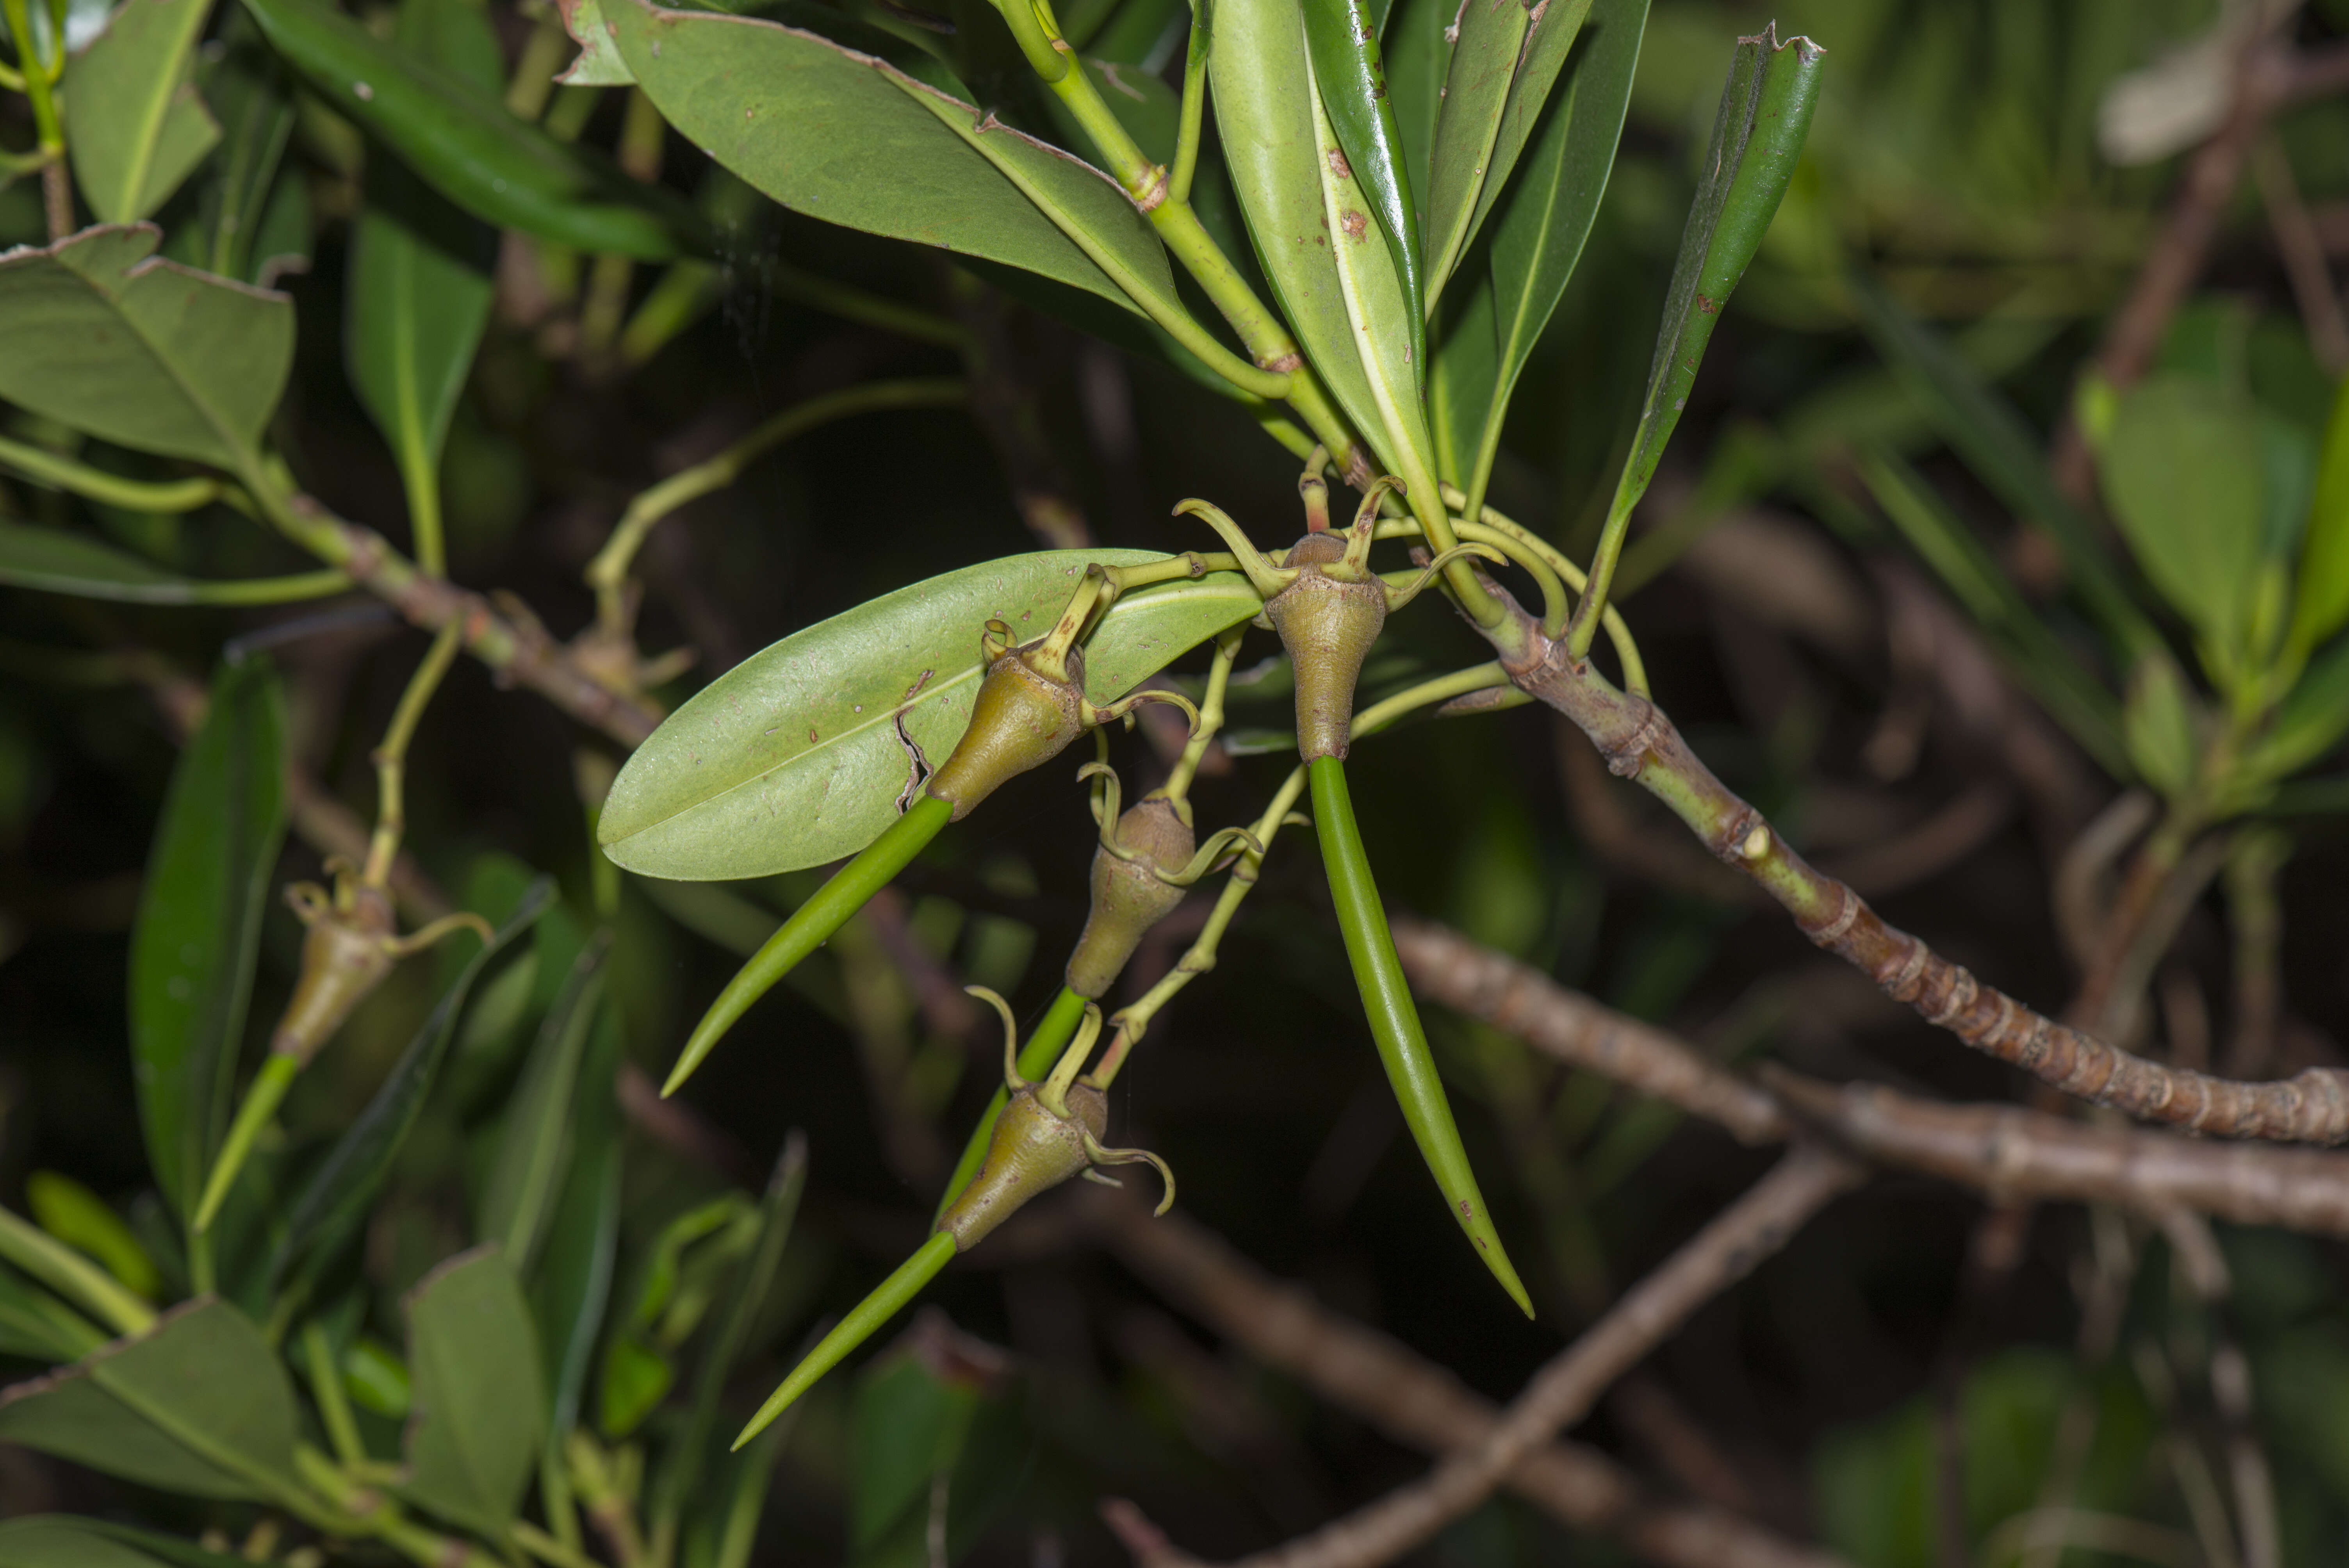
[1078,1131,1175,1216]
[733,1230,957,1449]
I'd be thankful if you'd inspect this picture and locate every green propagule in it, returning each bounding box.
[581,0,1825,1444]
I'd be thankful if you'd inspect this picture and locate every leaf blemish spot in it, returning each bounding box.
[353,80,374,99]
[1340,210,1368,242]
[1326,148,1352,179]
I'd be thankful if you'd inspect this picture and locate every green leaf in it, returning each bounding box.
[2099,374,2268,652]
[1428,274,1498,488]
[608,0,1172,319]
[2290,371,2349,652]
[1459,0,1594,253]
[555,0,632,85]
[128,657,287,1222]
[1604,27,1820,533]
[2245,635,2349,784]
[597,551,1261,880]
[0,522,348,604]
[65,0,221,223]
[0,1299,301,1502]
[2121,651,2198,801]
[531,988,623,1437]
[401,1247,547,1537]
[477,938,610,1276]
[1380,0,1446,207]
[1848,272,2160,664]
[1447,0,1642,513]
[0,226,292,470]
[269,882,555,1296]
[1856,447,2130,780]
[346,0,498,539]
[597,1335,672,1439]
[238,0,690,259]
[0,1518,248,1568]
[0,1264,109,1364]
[1303,0,1424,366]
[851,1345,980,1559]
[167,18,298,282]
[1419,0,1526,298]
[1208,0,1383,444]
[25,1174,159,1301]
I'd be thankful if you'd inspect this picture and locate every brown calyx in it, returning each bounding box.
[924,643,1089,820]
[1066,797,1195,999]
[1266,533,1385,763]
[935,1083,1110,1251]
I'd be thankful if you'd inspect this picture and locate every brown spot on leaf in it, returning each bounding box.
[1326,148,1353,180]
[1340,209,1369,241]
[1696,293,1718,314]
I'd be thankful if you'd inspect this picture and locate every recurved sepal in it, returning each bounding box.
[935,1082,1110,1251]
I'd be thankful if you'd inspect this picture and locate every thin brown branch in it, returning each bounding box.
[1082,1190,1852,1568]
[1487,588,2349,1142]
[1112,1148,1861,1568]
[1389,914,2349,1236]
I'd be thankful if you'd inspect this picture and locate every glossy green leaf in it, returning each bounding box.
[598,551,1260,880]
[2121,652,2198,800]
[2291,371,2349,652]
[0,1264,108,1364]
[1381,0,1446,206]
[1460,0,1593,247]
[1849,272,2159,665]
[0,1300,300,1502]
[268,882,554,1296]
[2099,374,2267,652]
[1303,0,1423,365]
[128,657,286,1223]
[0,1518,248,1568]
[1857,447,2130,780]
[1428,274,1498,488]
[1420,0,1526,298]
[1449,0,1642,514]
[25,1175,159,1301]
[0,226,292,470]
[1603,27,1820,535]
[65,0,220,223]
[239,0,690,259]
[346,0,498,548]
[1301,61,1438,492]
[532,991,623,1437]
[0,522,348,604]
[401,1247,547,1537]
[608,0,1174,319]
[478,938,610,1276]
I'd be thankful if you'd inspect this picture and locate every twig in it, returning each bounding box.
[1388,915,2349,1235]
[1111,1148,1862,1568]
[2253,135,2349,372]
[1484,588,2349,1142]
[1083,1190,1852,1568]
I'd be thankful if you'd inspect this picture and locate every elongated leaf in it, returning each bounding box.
[0,1518,244,1568]
[478,938,610,1276]
[1381,0,1447,207]
[1428,278,1498,486]
[166,18,297,282]
[1208,0,1384,456]
[0,523,346,604]
[1449,0,1642,510]
[1460,0,1594,248]
[347,0,497,545]
[532,992,624,1435]
[609,0,1169,317]
[239,0,689,259]
[2098,374,2269,653]
[2293,371,2349,651]
[269,882,554,1295]
[1603,26,1819,530]
[1848,272,2159,663]
[402,1248,547,1537]
[1421,0,1527,298]
[1303,0,1423,363]
[66,0,220,223]
[1857,448,2130,779]
[0,1300,299,1502]
[0,226,291,471]
[128,658,286,1222]
[0,1263,108,1364]
[599,552,1261,880]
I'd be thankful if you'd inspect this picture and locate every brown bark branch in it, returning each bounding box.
[1388,913,2349,1236]
[1084,1185,1854,1568]
[1486,590,2349,1142]
[1112,1147,1861,1568]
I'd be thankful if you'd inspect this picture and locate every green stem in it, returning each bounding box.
[193,1052,299,1233]
[1308,755,1532,1317]
[0,1205,154,1336]
[1170,16,1208,205]
[0,433,233,513]
[1161,627,1240,803]
[396,434,446,579]
[934,985,1087,1221]
[586,379,967,631]
[301,1320,369,1466]
[734,1230,956,1446]
[665,795,954,1095]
